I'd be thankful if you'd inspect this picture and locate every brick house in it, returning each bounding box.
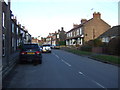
[45,33,54,45]
[52,27,66,45]
[66,12,111,46]
[1,0,31,80]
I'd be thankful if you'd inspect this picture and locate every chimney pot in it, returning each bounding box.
[81,19,87,24]
[93,12,101,19]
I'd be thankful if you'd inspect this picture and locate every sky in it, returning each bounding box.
[8,0,119,37]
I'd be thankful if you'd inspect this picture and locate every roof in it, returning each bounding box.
[67,18,93,33]
[99,25,120,38]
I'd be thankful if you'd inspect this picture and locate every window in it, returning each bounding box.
[2,12,5,27]
[71,32,72,37]
[67,33,69,37]
[57,34,59,38]
[79,28,82,35]
[12,23,14,33]
[2,34,5,56]
[77,29,79,35]
[74,31,76,37]
[17,27,19,35]
[69,33,71,37]
[12,38,14,47]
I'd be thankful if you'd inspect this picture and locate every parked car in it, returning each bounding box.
[42,44,52,53]
[39,46,43,51]
[54,44,60,49]
[19,44,42,65]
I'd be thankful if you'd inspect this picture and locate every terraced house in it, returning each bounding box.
[0,0,32,80]
[66,12,111,46]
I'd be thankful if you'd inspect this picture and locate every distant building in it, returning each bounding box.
[98,25,120,43]
[32,37,39,44]
[51,27,66,45]
[66,12,111,46]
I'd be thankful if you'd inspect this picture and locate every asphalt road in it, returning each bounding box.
[3,49,119,88]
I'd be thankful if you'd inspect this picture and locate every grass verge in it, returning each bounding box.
[61,47,120,66]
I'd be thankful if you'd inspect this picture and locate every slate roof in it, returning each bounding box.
[99,25,120,38]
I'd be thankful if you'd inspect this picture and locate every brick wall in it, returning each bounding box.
[84,12,111,42]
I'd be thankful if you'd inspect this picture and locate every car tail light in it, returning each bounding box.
[36,51,41,54]
[21,51,27,55]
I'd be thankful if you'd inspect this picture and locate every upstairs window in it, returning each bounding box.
[71,32,72,37]
[77,29,79,35]
[12,23,14,33]
[79,28,83,35]
[2,12,5,27]
[17,27,19,35]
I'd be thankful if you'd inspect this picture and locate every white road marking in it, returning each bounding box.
[53,53,59,59]
[78,72,85,76]
[91,80,105,88]
[55,55,60,59]
[61,59,71,67]
[78,71,105,88]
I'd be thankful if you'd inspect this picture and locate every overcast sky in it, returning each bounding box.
[9,0,119,37]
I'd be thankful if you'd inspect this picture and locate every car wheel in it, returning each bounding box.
[39,60,42,64]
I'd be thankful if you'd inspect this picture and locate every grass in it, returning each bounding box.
[67,49,92,56]
[91,55,120,64]
[61,47,120,66]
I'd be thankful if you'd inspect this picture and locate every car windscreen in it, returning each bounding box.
[22,44,39,50]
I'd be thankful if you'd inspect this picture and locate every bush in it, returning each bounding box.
[108,36,120,56]
[85,39,103,47]
[80,45,92,52]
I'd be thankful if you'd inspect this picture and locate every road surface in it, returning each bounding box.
[3,49,119,88]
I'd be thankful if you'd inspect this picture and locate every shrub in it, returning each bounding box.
[108,36,120,56]
[80,45,92,52]
[85,39,103,47]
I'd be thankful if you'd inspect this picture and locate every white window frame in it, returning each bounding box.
[79,28,82,35]
[71,32,72,37]
[12,23,14,33]
[2,12,5,27]
[77,29,79,36]
[17,27,19,35]
[57,34,59,38]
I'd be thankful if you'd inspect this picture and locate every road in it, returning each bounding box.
[3,49,119,88]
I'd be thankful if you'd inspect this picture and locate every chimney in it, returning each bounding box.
[22,26,25,29]
[8,0,11,10]
[61,27,64,31]
[93,12,101,19]
[18,22,21,28]
[13,16,17,23]
[81,19,87,24]
[58,29,60,33]
[73,24,79,28]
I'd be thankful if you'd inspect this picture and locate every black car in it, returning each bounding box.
[19,44,42,65]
